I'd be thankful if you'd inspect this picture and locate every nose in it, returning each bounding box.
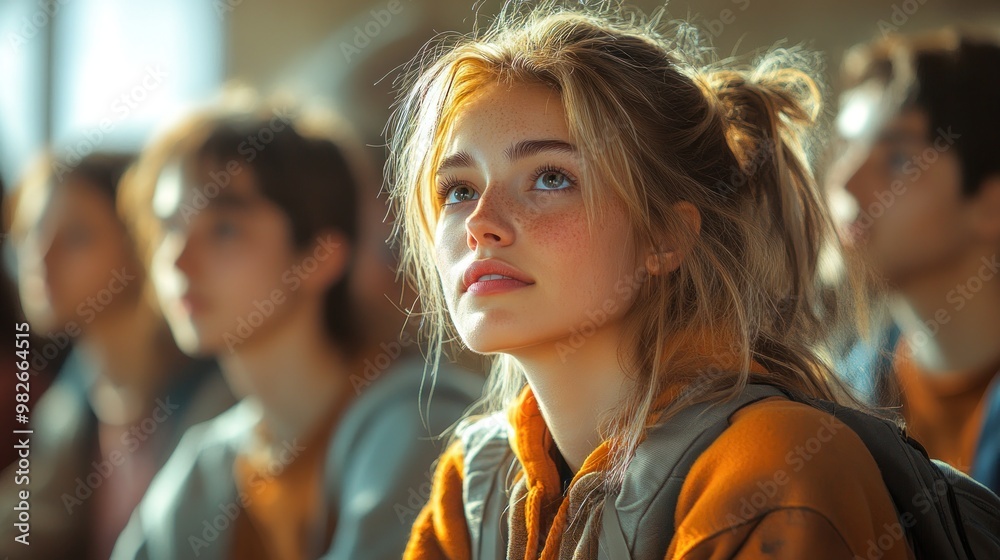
[465,184,515,251]
[155,230,196,282]
[842,150,876,209]
[33,230,62,287]
[173,233,198,277]
[40,239,57,279]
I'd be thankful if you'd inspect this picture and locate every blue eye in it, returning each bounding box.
[441,184,480,205]
[532,168,574,191]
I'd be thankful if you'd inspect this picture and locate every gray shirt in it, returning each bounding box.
[111,356,483,560]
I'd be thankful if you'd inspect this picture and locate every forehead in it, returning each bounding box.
[838,80,931,146]
[152,157,263,220]
[442,82,569,151]
[16,176,112,235]
[876,109,929,143]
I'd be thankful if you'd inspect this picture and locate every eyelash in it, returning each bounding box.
[435,174,465,202]
[434,164,578,204]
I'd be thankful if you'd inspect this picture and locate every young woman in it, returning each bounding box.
[832,29,1000,494]
[388,4,914,559]
[110,104,481,560]
[0,152,234,560]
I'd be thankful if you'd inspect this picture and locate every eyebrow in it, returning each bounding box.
[436,139,578,174]
[877,129,927,145]
[203,192,264,212]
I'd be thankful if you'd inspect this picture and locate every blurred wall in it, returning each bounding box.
[223,0,1000,147]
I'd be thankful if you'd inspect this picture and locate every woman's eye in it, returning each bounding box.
[444,185,479,205]
[211,220,239,239]
[534,170,572,191]
[887,151,910,173]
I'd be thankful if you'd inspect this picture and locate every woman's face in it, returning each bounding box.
[150,162,303,357]
[15,178,138,333]
[432,82,639,356]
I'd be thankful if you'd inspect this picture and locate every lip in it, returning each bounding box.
[179,292,207,315]
[844,219,871,246]
[462,259,534,295]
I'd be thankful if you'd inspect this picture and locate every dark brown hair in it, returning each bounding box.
[843,28,1000,195]
[6,152,135,239]
[120,106,369,352]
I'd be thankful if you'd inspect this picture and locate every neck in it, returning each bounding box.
[220,309,353,446]
[80,305,185,424]
[511,323,634,472]
[892,248,1000,374]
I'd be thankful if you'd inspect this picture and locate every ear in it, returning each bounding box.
[294,230,351,296]
[645,201,702,276]
[970,175,1000,243]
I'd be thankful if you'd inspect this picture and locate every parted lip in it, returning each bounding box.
[179,291,207,313]
[462,259,534,292]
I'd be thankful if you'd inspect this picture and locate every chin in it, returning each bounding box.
[460,331,513,355]
[460,328,545,356]
[164,322,210,358]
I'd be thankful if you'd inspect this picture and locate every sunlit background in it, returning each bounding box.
[2,0,999,189]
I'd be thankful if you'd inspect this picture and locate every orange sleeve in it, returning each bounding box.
[665,399,915,560]
[403,441,472,560]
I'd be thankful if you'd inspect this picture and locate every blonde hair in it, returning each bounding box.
[388,2,866,487]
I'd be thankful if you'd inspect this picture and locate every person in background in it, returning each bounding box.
[0,152,235,560]
[831,28,1000,493]
[111,102,481,560]
[0,169,52,472]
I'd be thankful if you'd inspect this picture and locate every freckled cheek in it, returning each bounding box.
[522,210,597,287]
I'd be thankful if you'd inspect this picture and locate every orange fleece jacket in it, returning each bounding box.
[404,387,915,560]
[892,340,998,475]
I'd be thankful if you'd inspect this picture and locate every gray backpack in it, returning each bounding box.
[460,383,1000,559]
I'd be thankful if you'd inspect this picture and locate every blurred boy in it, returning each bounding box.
[832,29,1000,493]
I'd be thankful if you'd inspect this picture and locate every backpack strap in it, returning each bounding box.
[458,414,516,560]
[600,383,788,560]
[798,396,984,559]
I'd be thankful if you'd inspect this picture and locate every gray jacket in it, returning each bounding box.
[0,353,234,560]
[111,356,483,560]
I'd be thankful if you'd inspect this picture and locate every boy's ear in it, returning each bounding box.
[294,230,351,295]
[645,201,701,276]
[970,175,1000,243]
